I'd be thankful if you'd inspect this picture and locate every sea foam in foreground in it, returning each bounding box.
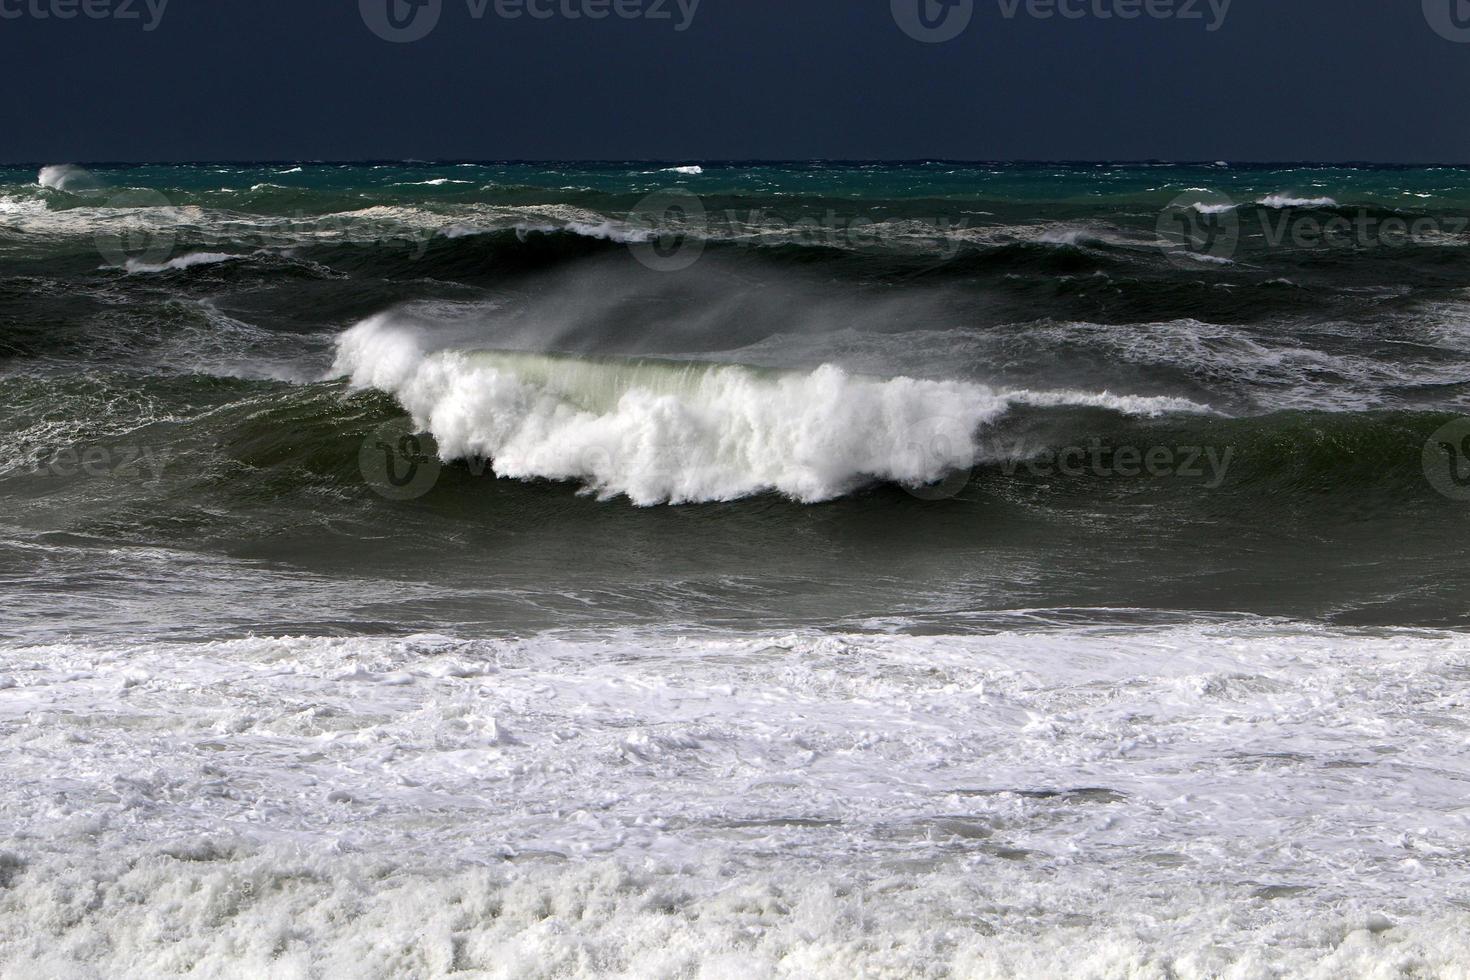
[2,624,1469,976]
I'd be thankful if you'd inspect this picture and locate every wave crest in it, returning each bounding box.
[37,164,99,192]
[123,252,240,274]
[332,316,1210,505]
[1258,194,1339,209]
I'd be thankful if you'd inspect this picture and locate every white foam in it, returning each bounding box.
[1007,387,1215,414]
[122,251,239,274]
[439,220,653,244]
[661,165,704,175]
[560,220,654,244]
[959,222,1152,250]
[1258,193,1339,209]
[1020,317,1470,412]
[1036,227,1097,245]
[0,195,46,220]
[332,315,1212,505]
[37,164,98,191]
[1,623,1468,975]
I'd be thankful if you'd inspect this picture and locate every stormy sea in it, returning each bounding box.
[2,161,1469,976]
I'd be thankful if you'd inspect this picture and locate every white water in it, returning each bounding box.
[37,164,99,192]
[123,251,239,274]
[1,622,1468,976]
[1257,194,1339,209]
[332,315,1212,505]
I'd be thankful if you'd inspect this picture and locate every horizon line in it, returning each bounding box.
[10,158,1470,169]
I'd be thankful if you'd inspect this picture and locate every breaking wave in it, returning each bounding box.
[123,251,241,274]
[37,164,99,192]
[332,314,1211,505]
[1257,194,1340,209]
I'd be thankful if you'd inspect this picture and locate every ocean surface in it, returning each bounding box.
[1,161,1469,976]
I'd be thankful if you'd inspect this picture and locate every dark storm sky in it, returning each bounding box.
[3,0,1466,162]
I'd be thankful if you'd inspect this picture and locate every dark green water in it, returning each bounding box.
[4,161,1470,640]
